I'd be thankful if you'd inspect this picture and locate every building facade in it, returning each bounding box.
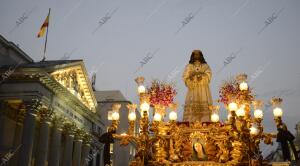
[0,35,105,166]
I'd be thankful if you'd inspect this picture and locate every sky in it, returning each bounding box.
[1,0,300,153]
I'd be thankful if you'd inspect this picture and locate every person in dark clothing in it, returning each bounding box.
[277,127,291,161]
[276,124,299,161]
[99,127,116,166]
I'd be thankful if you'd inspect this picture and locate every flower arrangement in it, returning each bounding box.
[218,78,254,106]
[218,79,238,105]
[147,80,177,107]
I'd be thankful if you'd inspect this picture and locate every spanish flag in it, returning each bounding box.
[37,10,50,38]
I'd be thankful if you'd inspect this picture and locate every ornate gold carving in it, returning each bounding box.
[0,101,25,121]
[115,120,275,165]
[63,121,77,136]
[37,106,53,122]
[82,132,92,145]
[51,114,65,129]
[74,128,86,141]
[134,77,145,85]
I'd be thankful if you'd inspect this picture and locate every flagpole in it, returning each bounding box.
[42,8,51,61]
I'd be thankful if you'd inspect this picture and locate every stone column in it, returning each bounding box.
[73,129,85,166]
[92,154,97,166]
[48,115,64,166]
[0,102,18,153]
[10,106,26,166]
[0,110,17,159]
[34,107,53,166]
[62,122,76,166]
[18,112,37,166]
[80,133,92,166]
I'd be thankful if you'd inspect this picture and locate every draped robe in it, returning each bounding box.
[183,62,213,122]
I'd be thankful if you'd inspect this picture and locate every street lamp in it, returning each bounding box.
[112,111,120,121]
[138,85,146,94]
[140,101,150,117]
[154,113,162,121]
[250,126,259,135]
[112,104,121,120]
[236,73,248,91]
[169,111,177,121]
[273,107,283,118]
[209,105,220,122]
[128,112,137,121]
[271,97,283,127]
[110,103,121,129]
[169,103,178,121]
[135,77,146,94]
[128,104,137,121]
[254,109,263,119]
[228,102,238,112]
[127,104,137,135]
[239,82,248,91]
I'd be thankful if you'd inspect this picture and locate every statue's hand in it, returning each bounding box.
[191,75,200,81]
[189,72,196,79]
[199,72,206,77]
[196,75,202,81]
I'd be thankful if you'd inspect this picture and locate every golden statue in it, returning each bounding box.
[183,50,213,122]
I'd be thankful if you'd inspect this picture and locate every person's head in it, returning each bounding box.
[277,123,288,131]
[108,127,116,134]
[282,124,288,131]
[189,50,207,64]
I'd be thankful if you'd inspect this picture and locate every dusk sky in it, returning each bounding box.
[1,0,300,153]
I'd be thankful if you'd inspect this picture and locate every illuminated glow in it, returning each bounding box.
[51,67,98,113]
[273,107,283,117]
[228,102,238,112]
[137,85,146,94]
[254,109,263,119]
[211,113,220,122]
[121,133,128,136]
[140,102,150,112]
[239,81,248,91]
[128,112,136,121]
[227,113,232,120]
[154,113,162,121]
[169,111,177,121]
[112,111,120,120]
[250,126,259,135]
[236,108,245,117]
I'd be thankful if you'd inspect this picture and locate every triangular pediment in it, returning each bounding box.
[48,61,97,112]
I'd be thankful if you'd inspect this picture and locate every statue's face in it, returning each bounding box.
[193,51,201,62]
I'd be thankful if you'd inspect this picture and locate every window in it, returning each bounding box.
[107,111,113,120]
[110,143,113,154]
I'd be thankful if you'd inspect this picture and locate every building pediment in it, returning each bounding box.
[0,60,98,113]
[49,61,97,112]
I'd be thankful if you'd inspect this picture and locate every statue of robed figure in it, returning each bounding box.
[183,50,213,122]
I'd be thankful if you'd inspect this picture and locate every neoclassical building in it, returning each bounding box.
[0,35,106,166]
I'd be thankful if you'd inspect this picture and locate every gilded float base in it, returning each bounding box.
[130,161,283,166]
[183,103,211,122]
